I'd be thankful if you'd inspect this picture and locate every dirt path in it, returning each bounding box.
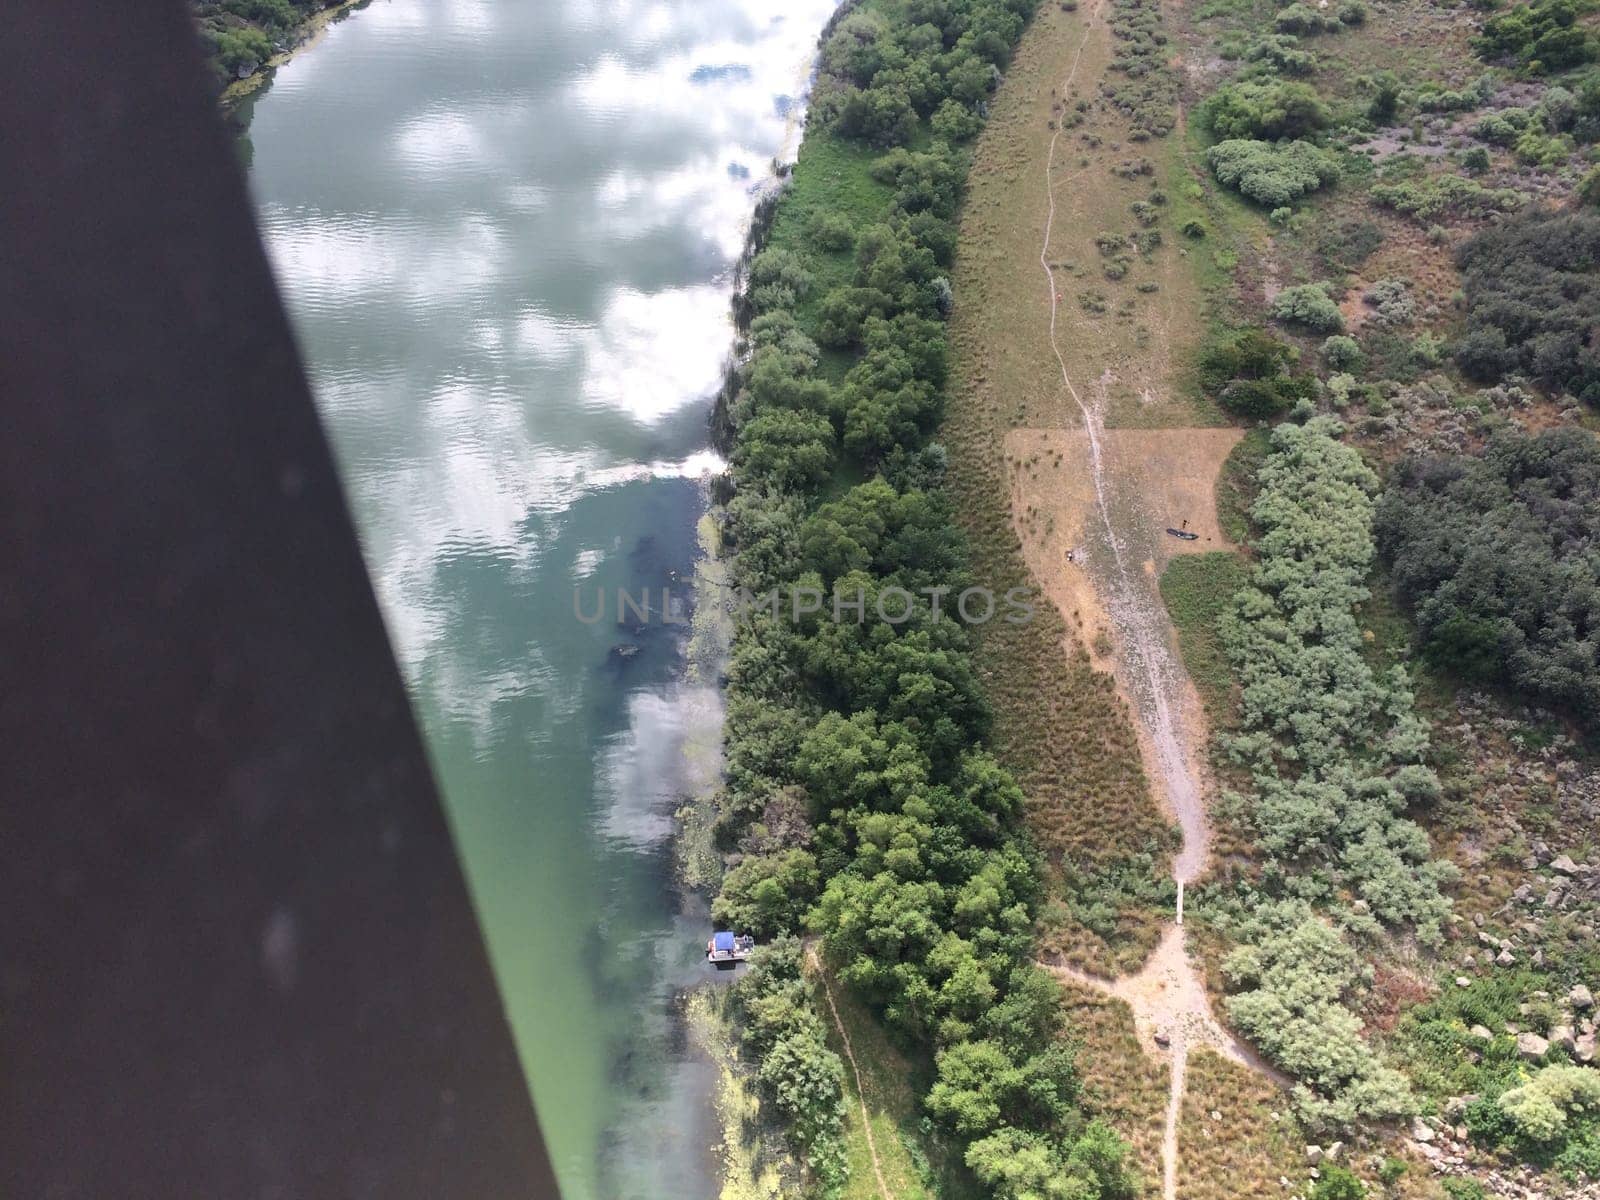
[1033,12,1280,1200]
[808,947,895,1200]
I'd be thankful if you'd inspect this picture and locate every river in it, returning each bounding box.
[239,0,835,1195]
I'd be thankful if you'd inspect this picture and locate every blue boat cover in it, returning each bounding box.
[713,931,736,953]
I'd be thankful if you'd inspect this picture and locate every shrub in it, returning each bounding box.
[1499,1067,1600,1143]
[1317,217,1384,270]
[1377,428,1600,722]
[1312,1165,1368,1200]
[1222,419,1455,936]
[1276,2,1344,33]
[1203,80,1332,140]
[1474,0,1600,73]
[1224,900,1419,1128]
[1207,139,1340,207]
[1322,335,1363,370]
[1272,283,1345,333]
[1370,174,1522,222]
[807,211,857,253]
[1246,33,1319,75]
[1453,208,1600,403]
[1361,278,1416,328]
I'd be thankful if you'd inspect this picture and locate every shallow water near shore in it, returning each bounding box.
[241,0,836,1194]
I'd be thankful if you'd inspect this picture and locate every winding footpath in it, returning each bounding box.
[1031,7,1279,1198]
[808,946,895,1200]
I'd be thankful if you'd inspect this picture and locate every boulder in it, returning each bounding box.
[1571,984,1594,1011]
[1551,854,1580,875]
[1516,1032,1549,1061]
[1306,1145,1324,1167]
[1497,948,1516,966]
[1576,1033,1596,1064]
[1550,1025,1576,1053]
[1469,1024,1495,1043]
[1410,1117,1436,1143]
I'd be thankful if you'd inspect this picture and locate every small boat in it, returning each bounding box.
[706,930,755,966]
[1165,527,1199,541]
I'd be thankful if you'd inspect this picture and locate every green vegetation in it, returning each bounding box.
[1201,79,1331,141]
[1376,427,1600,723]
[1473,0,1599,74]
[1201,420,1460,1131]
[1452,208,1600,406]
[1159,552,1250,715]
[1222,420,1455,939]
[1199,328,1315,419]
[735,939,851,1191]
[712,2,1144,1194]
[1205,139,1340,208]
[1271,283,1345,334]
[193,0,327,84]
[1105,0,1180,137]
[1369,175,1522,223]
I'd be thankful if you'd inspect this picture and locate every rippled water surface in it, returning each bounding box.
[242,1,835,1193]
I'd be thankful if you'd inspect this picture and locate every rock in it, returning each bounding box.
[1576,1033,1596,1064]
[1551,854,1580,875]
[1571,984,1595,1011]
[1469,1024,1495,1042]
[1326,1141,1343,1162]
[1456,976,1472,988]
[1544,889,1564,908]
[1497,947,1516,966]
[1551,1026,1577,1053]
[1154,1030,1171,1048]
[1411,1117,1436,1143]
[1517,1031,1550,1061]
[1210,1110,1221,1122]
[1306,1145,1324,1167]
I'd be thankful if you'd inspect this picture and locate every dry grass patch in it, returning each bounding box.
[1178,1047,1303,1200]
[1060,982,1170,1190]
[944,1,1160,956]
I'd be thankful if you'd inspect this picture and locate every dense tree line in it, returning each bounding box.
[1473,0,1599,74]
[1213,419,1457,1129]
[1452,208,1600,407]
[193,0,325,82]
[1376,427,1600,723]
[711,2,1140,1195]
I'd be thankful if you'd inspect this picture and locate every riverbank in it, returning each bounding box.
[214,0,370,110]
[241,1,849,1194]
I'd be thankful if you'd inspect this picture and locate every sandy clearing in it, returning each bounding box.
[1006,425,1241,883]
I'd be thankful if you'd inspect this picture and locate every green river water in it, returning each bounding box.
[240,1,835,1194]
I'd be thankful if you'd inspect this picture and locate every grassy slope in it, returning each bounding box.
[943,0,1168,979]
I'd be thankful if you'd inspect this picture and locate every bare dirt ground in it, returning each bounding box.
[1006,425,1241,877]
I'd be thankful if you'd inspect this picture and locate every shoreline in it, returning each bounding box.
[219,0,372,110]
